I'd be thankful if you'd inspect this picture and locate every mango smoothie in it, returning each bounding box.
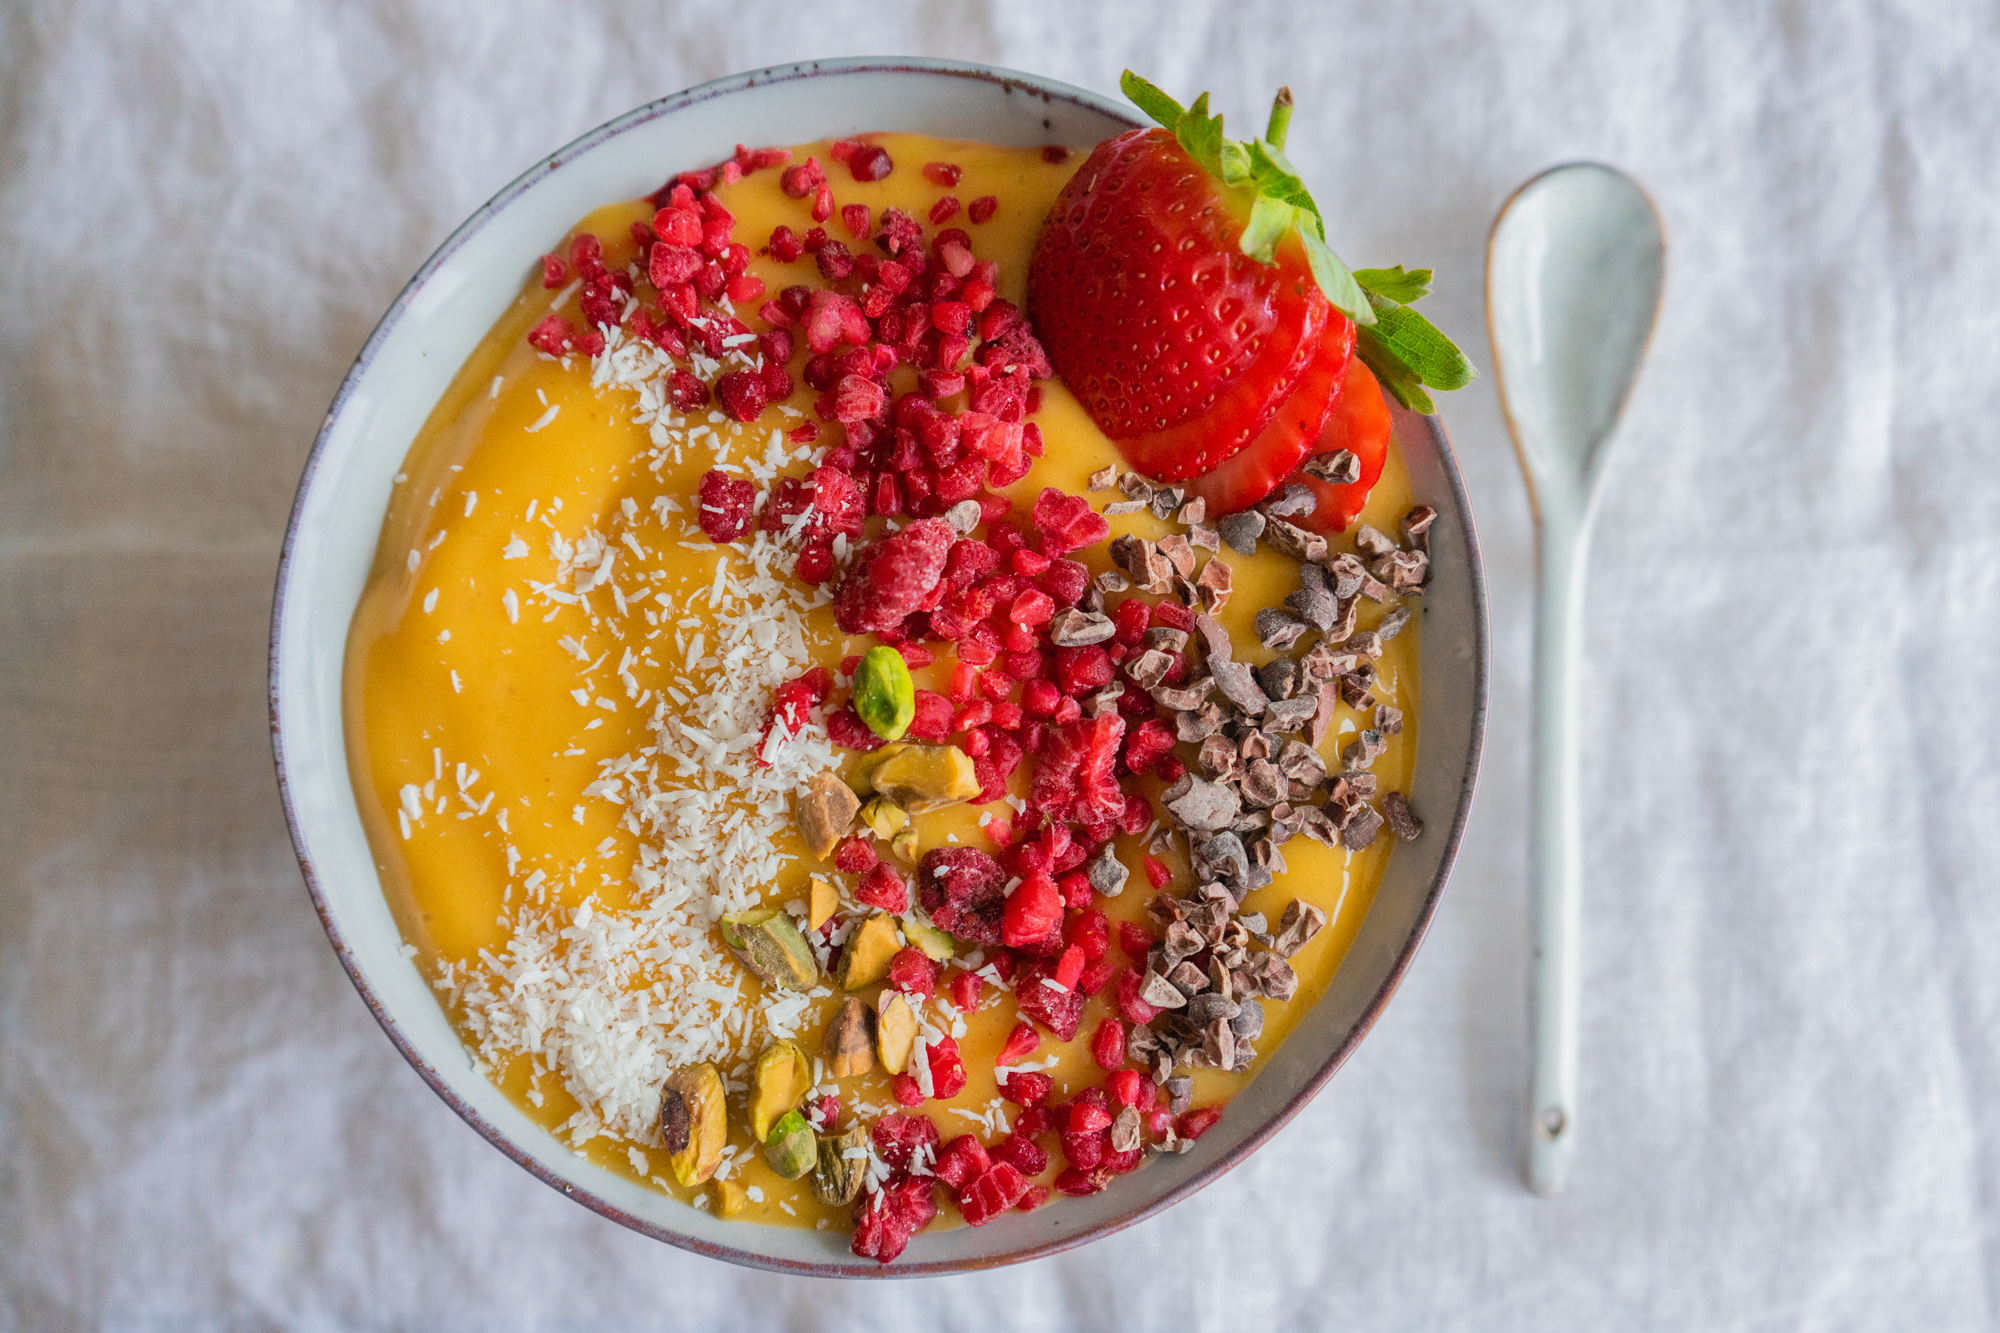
[345,131,1429,1257]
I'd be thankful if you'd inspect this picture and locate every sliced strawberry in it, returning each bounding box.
[1181,313,1354,515]
[1286,356,1394,534]
[1029,130,1327,479]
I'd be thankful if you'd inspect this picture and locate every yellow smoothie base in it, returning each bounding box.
[344,133,1420,1232]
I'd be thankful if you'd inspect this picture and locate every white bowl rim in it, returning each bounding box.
[269,54,1489,1277]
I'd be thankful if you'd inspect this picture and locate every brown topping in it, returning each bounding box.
[1375,704,1404,735]
[1197,733,1241,782]
[1230,999,1265,1041]
[1382,791,1423,841]
[1047,607,1116,647]
[822,996,875,1077]
[1358,572,1395,602]
[1111,1104,1143,1154]
[1194,556,1233,613]
[1175,699,1227,742]
[1187,524,1220,553]
[1341,729,1387,769]
[1163,919,1205,962]
[1177,496,1207,525]
[1277,738,1328,787]
[1144,626,1191,653]
[1302,449,1361,484]
[1326,553,1368,599]
[1102,498,1150,516]
[1126,648,1176,691]
[945,500,984,534]
[1376,604,1411,642]
[1263,696,1318,733]
[1094,569,1131,595]
[1164,775,1243,831]
[1153,678,1217,712]
[1209,658,1269,715]
[1087,465,1118,492]
[1254,607,1309,651]
[1263,518,1327,563]
[1302,640,1360,682]
[1140,970,1189,1009]
[1353,524,1398,557]
[1243,951,1297,1000]
[1165,959,1209,996]
[1240,759,1285,809]
[1330,771,1379,801]
[1259,482,1317,518]
[1307,681,1342,747]
[1338,802,1384,851]
[1157,533,1196,577]
[1380,548,1430,592]
[1087,845,1130,897]
[1192,613,1233,662]
[1166,1076,1194,1114]
[1401,504,1437,552]
[1202,1017,1237,1070]
[1215,510,1265,554]
[1117,471,1154,501]
[1338,675,1376,710]
[1285,583,1340,634]
[1255,656,1301,700]
[1272,899,1327,958]
[1297,805,1341,845]
[658,1085,692,1153]
[1148,485,1186,520]
[1345,630,1384,661]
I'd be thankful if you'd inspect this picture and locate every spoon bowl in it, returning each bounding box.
[1486,163,1664,1197]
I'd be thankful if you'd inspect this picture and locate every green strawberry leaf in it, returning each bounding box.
[1175,92,1226,178]
[1246,140,1322,230]
[1239,195,1295,265]
[1120,71,1185,132]
[1298,226,1374,326]
[1354,265,1433,304]
[1356,335,1436,414]
[1218,139,1253,185]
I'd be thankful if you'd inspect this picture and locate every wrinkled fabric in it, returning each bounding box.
[3,1,1997,1327]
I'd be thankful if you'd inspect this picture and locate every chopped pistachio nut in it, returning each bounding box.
[860,797,908,840]
[875,989,918,1074]
[659,1063,727,1186]
[899,915,956,961]
[719,909,818,990]
[808,875,839,932]
[762,1109,819,1180]
[823,996,875,1077]
[837,913,902,990]
[853,646,916,742]
[748,1039,812,1143]
[812,1123,869,1206]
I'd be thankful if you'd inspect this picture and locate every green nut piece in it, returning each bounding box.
[763,1109,819,1180]
[860,797,908,840]
[720,909,819,990]
[659,1063,727,1187]
[811,1122,869,1206]
[900,915,956,961]
[853,646,916,742]
[748,1039,812,1143]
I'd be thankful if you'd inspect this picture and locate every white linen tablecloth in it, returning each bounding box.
[4,1,1996,1326]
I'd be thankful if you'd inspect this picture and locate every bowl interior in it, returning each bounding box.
[271,57,1486,1276]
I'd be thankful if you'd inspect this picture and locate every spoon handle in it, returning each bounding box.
[1528,504,1589,1196]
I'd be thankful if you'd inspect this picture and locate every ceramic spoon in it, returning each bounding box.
[1486,163,1665,1197]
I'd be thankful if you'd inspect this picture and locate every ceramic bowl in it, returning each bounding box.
[270,56,1488,1277]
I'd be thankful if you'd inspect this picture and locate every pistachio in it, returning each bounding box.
[853,645,916,742]
[868,744,979,814]
[899,915,956,961]
[891,826,921,863]
[796,771,860,859]
[659,1063,727,1186]
[837,913,902,990]
[812,1123,869,1206]
[748,1039,812,1143]
[859,796,909,840]
[719,909,819,990]
[709,1178,749,1218]
[823,996,876,1077]
[875,989,918,1073]
[762,1109,819,1180]
[809,875,839,932]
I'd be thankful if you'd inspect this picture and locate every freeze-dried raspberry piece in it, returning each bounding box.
[855,864,910,913]
[667,369,710,412]
[832,836,878,875]
[826,705,885,751]
[990,1132,1048,1178]
[761,467,866,551]
[1031,487,1110,555]
[998,1070,1053,1108]
[1122,717,1176,777]
[871,1112,940,1172]
[1014,959,1085,1041]
[695,469,755,543]
[957,1163,1029,1227]
[916,846,1006,946]
[924,1035,967,1099]
[1030,714,1126,824]
[527,315,574,357]
[851,1172,936,1264]
[716,370,768,422]
[933,1134,991,1194]
[887,946,940,998]
[833,518,954,635]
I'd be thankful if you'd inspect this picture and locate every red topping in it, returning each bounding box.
[924,1035,968,1098]
[999,1070,1053,1108]
[1089,1017,1127,1070]
[996,1020,1040,1066]
[1013,959,1084,1041]
[887,946,941,998]
[934,1134,992,1193]
[848,144,893,182]
[833,517,955,634]
[872,1112,940,1172]
[855,864,911,914]
[695,469,755,543]
[1030,487,1111,555]
[1177,1107,1223,1141]
[833,836,879,874]
[1001,870,1063,948]
[922,162,963,187]
[958,1162,1030,1226]
[916,847,1007,946]
[968,195,998,225]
